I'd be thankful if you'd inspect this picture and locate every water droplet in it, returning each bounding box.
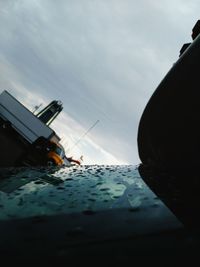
[100,188,110,191]
[88,198,96,202]
[34,180,45,185]
[56,187,65,190]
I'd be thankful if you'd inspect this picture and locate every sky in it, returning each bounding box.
[0,0,199,165]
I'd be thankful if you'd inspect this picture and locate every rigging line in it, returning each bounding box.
[69,120,100,152]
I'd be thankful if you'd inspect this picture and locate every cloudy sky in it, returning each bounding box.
[0,0,199,165]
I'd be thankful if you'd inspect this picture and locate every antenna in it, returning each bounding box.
[68,120,100,152]
[32,103,43,114]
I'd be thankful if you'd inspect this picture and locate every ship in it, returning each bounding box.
[0,90,81,167]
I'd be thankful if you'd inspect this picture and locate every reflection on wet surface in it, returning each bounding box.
[1,165,198,264]
[0,165,176,222]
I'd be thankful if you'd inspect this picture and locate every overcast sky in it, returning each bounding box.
[0,0,199,165]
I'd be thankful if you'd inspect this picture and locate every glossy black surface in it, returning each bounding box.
[0,165,198,264]
[137,33,200,172]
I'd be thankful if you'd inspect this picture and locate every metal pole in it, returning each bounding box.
[69,120,100,152]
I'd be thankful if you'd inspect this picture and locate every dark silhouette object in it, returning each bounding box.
[192,20,200,40]
[179,20,200,57]
[138,164,200,228]
[137,20,200,173]
[179,43,191,57]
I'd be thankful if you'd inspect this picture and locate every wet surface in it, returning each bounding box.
[0,165,180,223]
[0,165,199,264]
